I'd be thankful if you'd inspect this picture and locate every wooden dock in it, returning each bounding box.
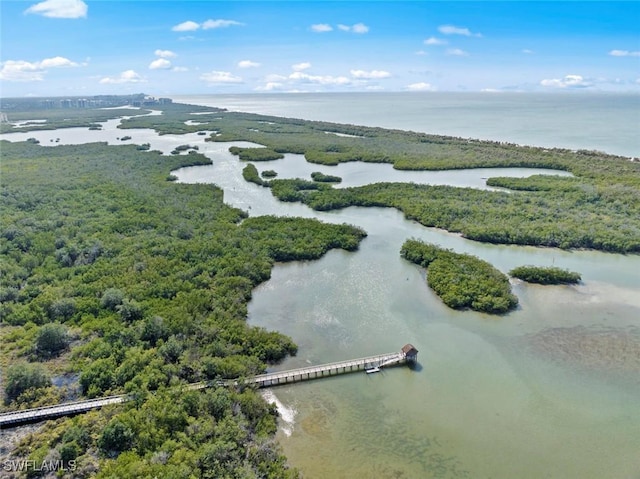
[0,344,418,429]
[0,395,126,428]
[247,351,406,387]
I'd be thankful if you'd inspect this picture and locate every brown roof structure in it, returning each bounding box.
[402,344,418,356]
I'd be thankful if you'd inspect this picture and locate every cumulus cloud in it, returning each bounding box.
[0,56,78,81]
[609,50,640,57]
[424,37,447,45]
[255,82,285,92]
[350,69,391,79]
[438,24,481,37]
[406,82,435,91]
[338,23,369,34]
[202,19,244,29]
[172,20,200,32]
[289,71,351,86]
[172,19,243,32]
[100,70,145,84]
[292,62,312,72]
[238,60,261,68]
[155,50,176,58]
[311,24,333,32]
[540,74,591,89]
[200,71,243,84]
[25,0,87,19]
[172,66,189,72]
[149,58,172,70]
[446,48,469,56]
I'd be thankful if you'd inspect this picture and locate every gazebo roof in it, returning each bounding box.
[402,343,418,355]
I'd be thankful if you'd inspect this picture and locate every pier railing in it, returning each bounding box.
[0,344,417,428]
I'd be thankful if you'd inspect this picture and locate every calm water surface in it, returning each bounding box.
[174,149,640,479]
[175,92,640,158]
[2,103,639,478]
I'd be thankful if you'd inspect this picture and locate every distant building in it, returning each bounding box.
[0,112,8,123]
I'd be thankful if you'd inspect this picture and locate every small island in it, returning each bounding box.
[401,240,518,314]
[311,171,342,183]
[510,265,581,285]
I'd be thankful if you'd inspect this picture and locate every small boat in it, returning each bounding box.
[365,367,380,374]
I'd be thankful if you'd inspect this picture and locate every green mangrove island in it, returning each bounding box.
[0,97,638,477]
[509,265,582,285]
[401,240,518,314]
[116,103,640,253]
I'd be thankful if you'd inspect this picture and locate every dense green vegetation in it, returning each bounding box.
[311,171,342,183]
[1,132,366,476]
[509,266,581,284]
[0,107,145,134]
[2,97,638,474]
[123,106,640,253]
[401,240,518,314]
[261,169,278,178]
[229,146,285,161]
[242,163,267,186]
[257,180,638,253]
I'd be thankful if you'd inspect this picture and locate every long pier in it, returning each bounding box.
[0,344,417,429]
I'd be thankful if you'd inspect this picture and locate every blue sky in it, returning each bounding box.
[1,1,638,96]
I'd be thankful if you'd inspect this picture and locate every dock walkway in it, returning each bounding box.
[0,344,418,428]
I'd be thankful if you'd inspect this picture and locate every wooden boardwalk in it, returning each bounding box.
[0,395,126,428]
[247,351,405,387]
[0,344,417,429]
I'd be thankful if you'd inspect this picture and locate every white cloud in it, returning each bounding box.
[255,82,285,92]
[446,48,469,56]
[438,24,481,37]
[424,37,447,46]
[540,74,592,89]
[238,60,261,68]
[338,23,369,34]
[292,62,312,72]
[200,71,243,84]
[172,19,243,32]
[172,66,189,72]
[522,49,534,54]
[311,24,333,33]
[172,21,200,32]
[350,69,391,79]
[406,82,435,91]
[155,50,176,58]
[609,50,640,57]
[39,56,78,68]
[0,56,78,81]
[149,58,172,70]
[202,19,244,29]
[289,71,351,86]
[25,0,87,19]
[100,70,145,84]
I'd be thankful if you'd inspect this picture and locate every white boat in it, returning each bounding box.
[365,367,380,374]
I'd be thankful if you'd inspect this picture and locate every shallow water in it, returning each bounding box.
[3,108,638,478]
[174,142,640,479]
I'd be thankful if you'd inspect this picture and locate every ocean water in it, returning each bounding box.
[169,93,639,478]
[174,92,640,158]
